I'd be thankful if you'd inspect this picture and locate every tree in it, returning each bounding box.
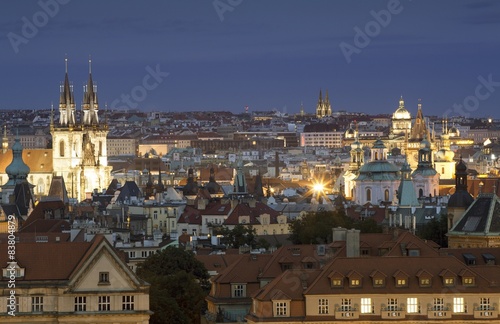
[288,209,383,244]
[417,213,448,247]
[288,209,353,244]
[216,224,257,248]
[136,246,210,324]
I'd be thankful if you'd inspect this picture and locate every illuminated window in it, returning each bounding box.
[453,297,466,313]
[318,298,329,314]
[407,297,419,313]
[444,277,455,286]
[396,278,407,287]
[420,278,431,287]
[331,279,343,287]
[463,277,474,286]
[351,279,360,287]
[360,298,373,314]
[374,278,384,287]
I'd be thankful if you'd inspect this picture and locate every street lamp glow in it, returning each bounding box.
[313,183,324,193]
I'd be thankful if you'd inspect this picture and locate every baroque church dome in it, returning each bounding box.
[392,97,411,120]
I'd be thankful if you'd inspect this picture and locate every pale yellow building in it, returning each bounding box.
[0,235,151,323]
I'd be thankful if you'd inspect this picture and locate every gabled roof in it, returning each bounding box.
[224,201,282,226]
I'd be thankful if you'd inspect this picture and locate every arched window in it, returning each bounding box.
[366,188,372,202]
[59,140,65,157]
[419,188,424,197]
[384,189,389,202]
[374,152,378,160]
[99,141,103,156]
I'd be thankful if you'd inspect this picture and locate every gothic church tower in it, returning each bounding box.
[51,58,111,202]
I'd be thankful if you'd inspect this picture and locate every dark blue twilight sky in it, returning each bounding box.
[0,0,499,117]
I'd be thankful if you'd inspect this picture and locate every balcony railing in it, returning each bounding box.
[335,308,359,319]
[474,307,498,319]
[427,307,452,319]
[381,307,405,319]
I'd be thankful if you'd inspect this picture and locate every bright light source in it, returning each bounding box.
[313,183,324,192]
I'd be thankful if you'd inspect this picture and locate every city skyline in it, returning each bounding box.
[1,0,500,117]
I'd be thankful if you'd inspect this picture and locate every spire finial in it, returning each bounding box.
[89,55,92,74]
[65,55,68,73]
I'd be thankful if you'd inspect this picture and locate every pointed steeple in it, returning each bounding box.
[324,89,332,116]
[316,89,324,118]
[233,156,248,194]
[253,173,264,200]
[83,56,99,126]
[410,99,428,141]
[59,57,76,126]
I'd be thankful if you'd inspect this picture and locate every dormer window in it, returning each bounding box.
[331,278,343,287]
[420,278,431,287]
[463,277,474,286]
[444,277,455,286]
[347,270,363,288]
[396,278,407,287]
[3,262,25,278]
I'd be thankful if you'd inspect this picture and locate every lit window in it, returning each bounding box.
[98,296,111,311]
[275,301,288,317]
[31,296,43,313]
[318,298,329,314]
[360,298,373,314]
[444,277,455,286]
[463,277,474,286]
[351,279,360,287]
[122,295,134,310]
[453,297,466,313]
[74,296,86,312]
[407,297,419,313]
[396,278,407,287]
[374,278,384,287]
[331,278,343,287]
[420,278,431,287]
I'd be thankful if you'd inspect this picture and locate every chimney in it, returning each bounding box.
[346,229,360,258]
[332,227,347,242]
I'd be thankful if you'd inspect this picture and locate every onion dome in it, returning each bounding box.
[5,138,30,182]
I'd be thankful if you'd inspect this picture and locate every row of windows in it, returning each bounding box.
[312,297,491,315]
[7,295,136,313]
[331,276,474,288]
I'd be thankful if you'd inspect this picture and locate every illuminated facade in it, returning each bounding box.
[51,59,111,201]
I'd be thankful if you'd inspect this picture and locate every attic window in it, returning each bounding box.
[482,253,496,265]
[331,278,343,287]
[462,277,475,286]
[3,262,25,278]
[444,277,455,287]
[463,253,476,265]
[99,272,110,284]
[420,278,431,287]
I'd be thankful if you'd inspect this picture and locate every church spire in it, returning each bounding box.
[83,55,99,126]
[59,57,76,127]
